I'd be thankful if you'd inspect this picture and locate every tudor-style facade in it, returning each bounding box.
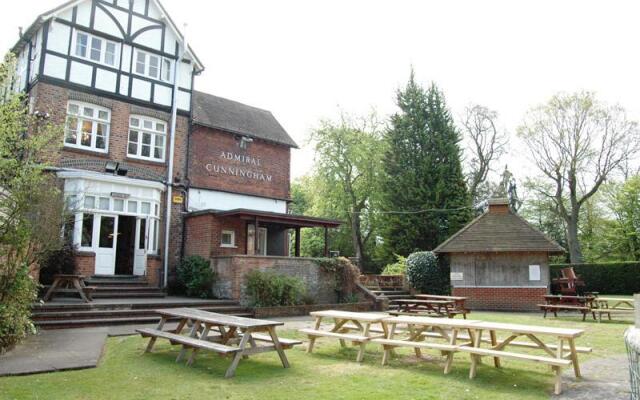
[9,0,203,286]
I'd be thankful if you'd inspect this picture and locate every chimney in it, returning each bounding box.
[488,198,510,214]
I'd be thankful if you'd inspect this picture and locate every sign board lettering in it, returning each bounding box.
[205,151,273,183]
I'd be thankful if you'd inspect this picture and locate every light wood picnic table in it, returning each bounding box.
[300,310,390,362]
[139,308,300,378]
[463,321,585,394]
[42,274,95,303]
[414,294,470,318]
[592,297,635,322]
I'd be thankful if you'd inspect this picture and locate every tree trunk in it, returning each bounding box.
[350,208,365,270]
[565,213,583,263]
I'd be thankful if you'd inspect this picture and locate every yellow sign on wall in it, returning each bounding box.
[172,195,184,204]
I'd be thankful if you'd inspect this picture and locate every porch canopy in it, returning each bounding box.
[186,208,341,257]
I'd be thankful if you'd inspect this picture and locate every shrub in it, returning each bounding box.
[246,270,305,307]
[312,257,361,302]
[0,265,38,353]
[405,251,449,294]
[176,256,216,298]
[381,254,407,275]
[550,262,640,295]
[38,243,77,286]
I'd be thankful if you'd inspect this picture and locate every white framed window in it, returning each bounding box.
[128,115,166,162]
[133,49,173,82]
[221,230,236,248]
[64,101,110,153]
[74,31,118,67]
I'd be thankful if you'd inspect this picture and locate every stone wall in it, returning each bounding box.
[211,256,347,305]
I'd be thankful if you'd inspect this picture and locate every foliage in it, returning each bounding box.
[0,265,38,353]
[312,257,361,301]
[378,72,472,262]
[605,176,640,261]
[550,262,640,295]
[405,251,448,294]
[39,243,78,286]
[518,91,640,263]
[0,53,64,353]
[381,254,407,275]
[176,256,216,298]
[245,270,305,307]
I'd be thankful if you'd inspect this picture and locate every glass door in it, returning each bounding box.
[133,217,148,276]
[94,215,117,275]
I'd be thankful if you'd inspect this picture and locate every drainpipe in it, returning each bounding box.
[163,29,186,288]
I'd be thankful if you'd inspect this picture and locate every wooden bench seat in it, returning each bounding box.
[299,328,370,342]
[43,286,97,294]
[594,308,634,312]
[372,338,456,352]
[137,328,240,354]
[456,346,572,367]
[247,333,302,348]
[538,304,590,311]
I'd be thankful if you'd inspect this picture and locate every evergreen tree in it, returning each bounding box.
[379,73,472,259]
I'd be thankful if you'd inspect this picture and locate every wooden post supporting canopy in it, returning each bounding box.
[295,227,301,257]
[324,226,329,257]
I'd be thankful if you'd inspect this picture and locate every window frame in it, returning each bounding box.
[127,115,167,162]
[220,230,236,248]
[73,31,119,67]
[133,48,174,82]
[64,101,111,153]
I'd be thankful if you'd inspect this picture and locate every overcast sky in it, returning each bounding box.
[2,0,640,182]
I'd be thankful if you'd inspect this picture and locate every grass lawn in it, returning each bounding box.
[0,311,632,400]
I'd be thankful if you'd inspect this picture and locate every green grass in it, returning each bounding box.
[0,312,632,400]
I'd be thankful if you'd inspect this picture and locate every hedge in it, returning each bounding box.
[550,262,640,295]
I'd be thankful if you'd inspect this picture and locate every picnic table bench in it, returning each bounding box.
[299,310,389,362]
[390,298,459,318]
[539,295,597,320]
[42,274,96,303]
[414,294,470,318]
[592,297,635,322]
[138,308,301,378]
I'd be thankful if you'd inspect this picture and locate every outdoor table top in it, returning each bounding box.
[309,310,390,322]
[53,274,85,278]
[383,315,481,328]
[544,295,594,299]
[155,308,283,329]
[414,294,468,301]
[391,299,455,305]
[472,321,584,338]
[598,297,634,303]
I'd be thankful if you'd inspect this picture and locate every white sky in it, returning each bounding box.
[2,0,640,182]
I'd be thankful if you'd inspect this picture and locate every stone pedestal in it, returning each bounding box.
[635,293,640,328]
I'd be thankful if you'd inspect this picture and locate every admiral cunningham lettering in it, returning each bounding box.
[205,151,273,182]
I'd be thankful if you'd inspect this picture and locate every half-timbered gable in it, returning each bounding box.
[12,0,203,112]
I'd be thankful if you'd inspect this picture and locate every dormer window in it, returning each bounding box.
[74,31,118,67]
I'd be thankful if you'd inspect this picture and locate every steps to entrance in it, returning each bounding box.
[32,298,253,329]
[43,275,167,301]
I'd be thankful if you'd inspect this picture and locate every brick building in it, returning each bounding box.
[434,198,565,311]
[7,0,339,288]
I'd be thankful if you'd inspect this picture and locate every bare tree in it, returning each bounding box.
[518,92,640,263]
[462,104,507,204]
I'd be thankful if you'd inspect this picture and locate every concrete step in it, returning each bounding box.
[91,292,166,299]
[32,299,240,313]
[371,290,410,295]
[85,279,149,286]
[35,312,254,329]
[32,305,250,321]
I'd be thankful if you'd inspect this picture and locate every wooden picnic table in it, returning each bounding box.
[414,294,470,318]
[376,315,588,395]
[592,297,635,322]
[539,294,597,320]
[138,308,301,378]
[391,298,457,318]
[299,310,389,362]
[42,274,96,303]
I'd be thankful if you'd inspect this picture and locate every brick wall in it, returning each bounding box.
[211,256,345,306]
[184,214,250,259]
[75,252,96,277]
[452,287,548,311]
[189,126,291,200]
[31,81,188,279]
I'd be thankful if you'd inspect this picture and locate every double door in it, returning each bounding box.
[94,215,148,276]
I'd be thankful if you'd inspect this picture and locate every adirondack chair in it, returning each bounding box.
[552,267,585,295]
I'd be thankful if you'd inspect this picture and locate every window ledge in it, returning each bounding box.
[220,245,237,249]
[63,145,110,158]
[125,156,167,167]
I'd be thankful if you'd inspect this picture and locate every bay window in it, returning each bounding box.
[64,101,110,153]
[128,115,166,162]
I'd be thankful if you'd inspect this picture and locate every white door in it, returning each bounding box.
[247,225,268,255]
[133,217,148,276]
[94,215,117,275]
